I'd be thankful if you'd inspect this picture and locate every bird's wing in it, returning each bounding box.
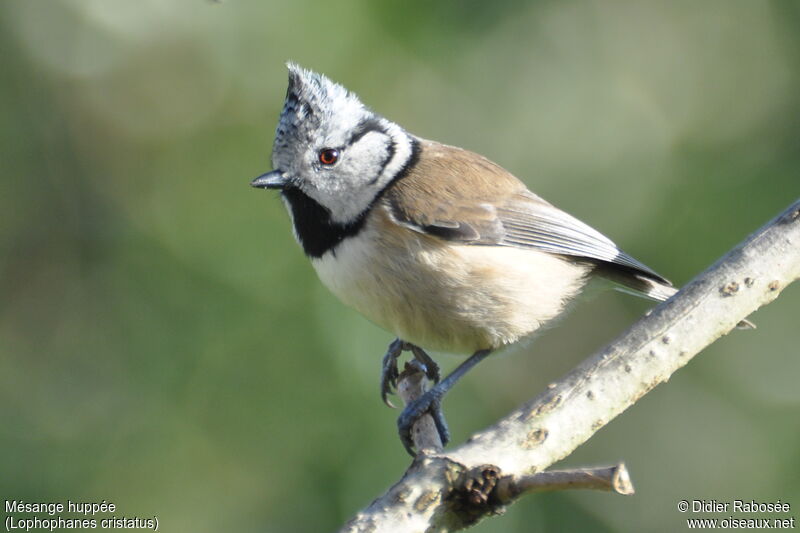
[384,139,672,288]
[495,193,669,283]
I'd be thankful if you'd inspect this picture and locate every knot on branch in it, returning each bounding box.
[446,464,506,527]
[457,464,502,506]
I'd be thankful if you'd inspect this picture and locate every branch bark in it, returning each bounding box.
[341,198,800,533]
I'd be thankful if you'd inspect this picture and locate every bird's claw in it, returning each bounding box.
[380,339,404,408]
[409,344,440,384]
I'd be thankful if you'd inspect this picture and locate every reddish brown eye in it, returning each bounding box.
[318,148,339,165]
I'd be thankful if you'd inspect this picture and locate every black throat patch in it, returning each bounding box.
[282,137,420,259]
[281,187,367,258]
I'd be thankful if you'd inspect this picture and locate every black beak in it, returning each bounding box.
[251,170,288,190]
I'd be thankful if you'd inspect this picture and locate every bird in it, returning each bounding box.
[251,63,679,455]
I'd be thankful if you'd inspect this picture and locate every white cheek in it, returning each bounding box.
[324,129,413,224]
[319,142,392,223]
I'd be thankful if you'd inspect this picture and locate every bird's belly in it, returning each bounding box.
[311,229,590,355]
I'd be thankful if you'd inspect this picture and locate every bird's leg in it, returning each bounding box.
[381,340,441,408]
[397,348,492,456]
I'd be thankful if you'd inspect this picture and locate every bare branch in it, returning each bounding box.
[341,199,800,533]
[494,463,634,502]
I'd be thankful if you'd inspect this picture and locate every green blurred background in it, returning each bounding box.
[1,1,799,531]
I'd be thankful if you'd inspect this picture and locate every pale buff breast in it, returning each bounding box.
[311,208,591,355]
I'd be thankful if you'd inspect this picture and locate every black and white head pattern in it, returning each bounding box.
[271,64,417,227]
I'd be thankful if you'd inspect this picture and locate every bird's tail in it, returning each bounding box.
[596,266,755,329]
[595,265,677,303]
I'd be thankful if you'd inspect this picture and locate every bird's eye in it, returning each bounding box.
[318,148,339,165]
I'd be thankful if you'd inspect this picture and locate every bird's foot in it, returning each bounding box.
[397,386,450,455]
[380,339,440,408]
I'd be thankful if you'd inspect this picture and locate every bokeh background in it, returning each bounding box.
[2,1,799,531]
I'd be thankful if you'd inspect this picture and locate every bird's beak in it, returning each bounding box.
[251,170,288,190]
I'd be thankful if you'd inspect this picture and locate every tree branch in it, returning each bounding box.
[341,198,800,533]
[494,462,635,501]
